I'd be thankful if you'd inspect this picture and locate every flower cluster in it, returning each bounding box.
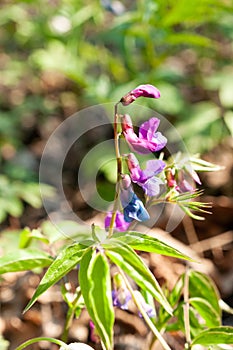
[105,84,211,232]
[105,84,167,232]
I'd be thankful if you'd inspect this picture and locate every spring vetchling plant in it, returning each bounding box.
[1,84,233,350]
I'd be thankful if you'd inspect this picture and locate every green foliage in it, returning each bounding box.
[0,174,55,223]
[189,297,221,327]
[1,1,233,349]
[157,269,232,348]
[104,239,172,315]
[112,231,194,260]
[1,222,233,349]
[24,242,88,312]
[191,327,233,347]
[0,249,52,274]
[189,270,221,314]
[1,0,232,156]
[79,249,114,350]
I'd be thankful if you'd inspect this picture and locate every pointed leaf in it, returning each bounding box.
[189,297,221,327]
[79,249,114,350]
[190,156,224,172]
[112,231,193,260]
[104,240,172,315]
[24,243,87,312]
[0,249,53,274]
[189,271,220,315]
[191,326,233,346]
[179,204,205,221]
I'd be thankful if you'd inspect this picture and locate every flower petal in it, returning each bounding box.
[122,115,167,154]
[142,177,163,197]
[139,117,160,141]
[142,159,166,178]
[105,211,130,232]
[123,193,150,222]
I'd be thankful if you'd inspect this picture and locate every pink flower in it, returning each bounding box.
[121,114,167,154]
[165,165,201,193]
[120,84,161,106]
[176,167,201,193]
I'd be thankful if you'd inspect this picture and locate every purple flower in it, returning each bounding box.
[127,153,165,196]
[105,211,130,232]
[120,84,161,106]
[134,291,156,319]
[120,174,150,222]
[112,289,132,310]
[138,302,156,318]
[121,115,167,155]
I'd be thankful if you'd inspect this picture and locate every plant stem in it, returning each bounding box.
[61,289,82,342]
[108,103,122,238]
[118,268,172,350]
[183,266,191,349]
[15,337,68,350]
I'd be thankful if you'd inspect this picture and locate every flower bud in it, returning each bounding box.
[120,84,161,106]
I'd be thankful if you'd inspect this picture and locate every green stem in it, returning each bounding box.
[183,266,191,349]
[15,337,68,350]
[61,289,82,342]
[118,268,172,350]
[108,103,122,238]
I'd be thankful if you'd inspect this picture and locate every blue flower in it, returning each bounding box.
[120,174,150,223]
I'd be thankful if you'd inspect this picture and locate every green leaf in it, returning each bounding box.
[112,231,193,261]
[0,207,7,224]
[24,243,87,312]
[19,228,49,248]
[5,197,23,217]
[168,276,184,307]
[219,77,233,108]
[179,204,206,221]
[174,302,204,338]
[104,240,172,315]
[0,249,53,274]
[79,249,114,350]
[224,111,233,137]
[190,156,224,172]
[191,326,233,346]
[166,32,213,47]
[19,227,33,248]
[15,183,43,208]
[157,276,184,329]
[189,271,221,315]
[41,220,92,244]
[189,297,221,327]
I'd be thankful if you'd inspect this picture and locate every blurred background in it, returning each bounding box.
[0,0,233,349]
